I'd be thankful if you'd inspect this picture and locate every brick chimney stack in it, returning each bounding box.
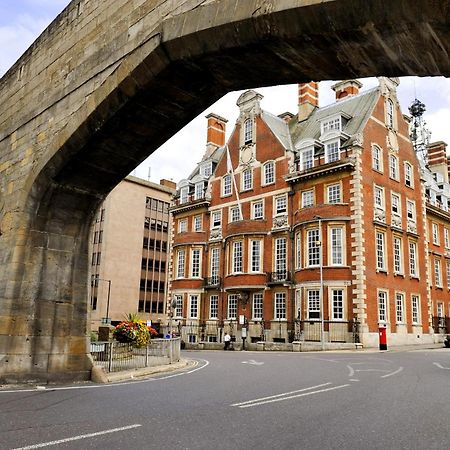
[331,79,363,101]
[298,82,318,122]
[204,113,228,159]
[427,141,449,183]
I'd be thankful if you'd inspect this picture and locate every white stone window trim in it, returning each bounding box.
[263,160,275,186]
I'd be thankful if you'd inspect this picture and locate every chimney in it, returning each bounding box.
[331,79,363,101]
[278,111,294,123]
[160,179,177,190]
[298,82,318,122]
[204,113,228,159]
[427,141,449,183]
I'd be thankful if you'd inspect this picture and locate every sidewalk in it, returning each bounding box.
[91,358,193,383]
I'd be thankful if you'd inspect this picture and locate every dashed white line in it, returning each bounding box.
[433,362,450,370]
[232,383,349,408]
[380,367,404,378]
[11,424,142,449]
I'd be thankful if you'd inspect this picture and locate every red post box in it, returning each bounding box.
[379,327,387,351]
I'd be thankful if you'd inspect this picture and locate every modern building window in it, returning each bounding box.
[274,292,286,319]
[300,148,314,171]
[275,237,287,274]
[432,223,440,245]
[189,295,198,319]
[91,252,96,266]
[176,250,185,278]
[372,145,383,172]
[376,231,386,271]
[193,215,202,232]
[386,98,395,128]
[331,289,344,320]
[209,295,218,320]
[252,293,263,320]
[301,189,314,208]
[98,230,103,243]
[194,182,204,200]
[393,236,403,274]
[227,294,238,319]
[327,183,341,203]
[330,226,344,266]
[210,247,220,284]
[411,295,420,324]
[252,200,264,220]
[404,162,413,187]
[244,119,253,144]
[211,210,221,228]
[232,241,243,273]
[242,169,253,191]
[263,161,275,185]
[395,293,405,323]
[409,241,418,277]
[374,186,385,209]
[307,289,320,320]
[389,154,399,180]
[230,206,241,222]
[222,174,232,196]
[250,240,262,273]
[325,141,340,163]
[274,195,287,215]
[174,295,183,318]
[307,228,320,267]
[434,258,442,287]
[179,219,187,233]
[378,290,388,323]
[191,248,201,278]
[96,252,101,265]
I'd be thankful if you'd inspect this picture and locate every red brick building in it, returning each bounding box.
[169,78,449,348]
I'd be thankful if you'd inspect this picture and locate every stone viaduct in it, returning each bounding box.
[1,0,450,382]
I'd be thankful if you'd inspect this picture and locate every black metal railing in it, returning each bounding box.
[267,270,291,284]
[297,320,359,343]
[203,276,221,288]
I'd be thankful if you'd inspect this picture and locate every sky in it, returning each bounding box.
[2,1,450,185]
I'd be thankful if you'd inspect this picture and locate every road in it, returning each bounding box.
[1,349,450,449]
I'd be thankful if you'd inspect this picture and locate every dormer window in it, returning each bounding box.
[244,119,253,144]
[194,182,204,200]
[325,141,340,163]
[201,162,212,177]
[321,117,341,134]
[299,148,314,171]
[180,187,189,204]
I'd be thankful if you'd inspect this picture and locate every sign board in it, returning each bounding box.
[241,327,247,338]
[147,320,152,327]
[239,315,245,325]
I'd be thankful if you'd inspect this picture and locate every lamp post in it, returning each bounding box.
[314,216,325,351]
[168,298,177,363]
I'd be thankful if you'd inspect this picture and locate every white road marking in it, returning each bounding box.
[433,362,450,370]
[232,383,349,408]
[349,379,359,382]
[11,424,142,449]
[347,365,355,377]
[241,360,264,366]
[0,359,210,394]
[381,367,404,378]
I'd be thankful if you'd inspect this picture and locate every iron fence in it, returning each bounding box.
[90,338,180,372]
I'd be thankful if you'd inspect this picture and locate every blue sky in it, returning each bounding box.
[1,1,449,183]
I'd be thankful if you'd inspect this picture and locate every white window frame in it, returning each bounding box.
[409,241,418,277]
[393,236,403,275]
[300,148,314,171]
[372,144,383,172]
[395,292,405,324]
[210,247,220,284]
[307,228,320,267]
[180,186,189,204]
[447,261,450,289]
[407,200,416,223]
[444,228,450,249]
[189,294,199,319]
[174,294,183,318]
[232,241,243,273]
[251,200,264,220]
[194,182,204,200]
[321,116,341,134]
[191,248,202,278]
[330,288,344,320]
[222,174,232,196]
[242,168,253,191]
[211,210,221,228]
[376,230,387,271]
[275,237,287,274]
[263,161,275,185]
[179,219,187,233]
[411,295,420,325]
[250,239,262,273]
[176,249,185,278]
[374,185,385,210]
[252,293,263,320]
[227,294,238,320]
[432,223,440,245]
[193,215,202,232]
[386,98,395,129]
[307,289,320,320]
[327,183,341,204]
[404,162,413,187]
[229,206,241,223]
[391,192,401,217]
[274,292,286,320]
[378,290,388,323]
[325,140,340,163]
[209,295,218,320]
[329,226,344,266]
[274,195,287,215]
[295,232,302,269]
[301,189,314,208]
[434,258,442,287]
[244,119,253,144]
[389,154,399,180]
[201,161,212,177]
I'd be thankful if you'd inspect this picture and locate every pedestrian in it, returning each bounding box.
[224,332,231,350]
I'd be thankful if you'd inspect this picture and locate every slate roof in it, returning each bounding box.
[262,110,293,151]
[290,86,380,148]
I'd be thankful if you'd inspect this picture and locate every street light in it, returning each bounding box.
[168,298,177,364]
[314,216,325,350]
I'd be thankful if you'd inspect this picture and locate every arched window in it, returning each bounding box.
[263,161,275,185]
[386,99,394,129]
[222,174,232,196]
[371,145,383,172]
[244,119,253,144]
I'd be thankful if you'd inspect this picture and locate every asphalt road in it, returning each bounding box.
[1,349,450,450]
